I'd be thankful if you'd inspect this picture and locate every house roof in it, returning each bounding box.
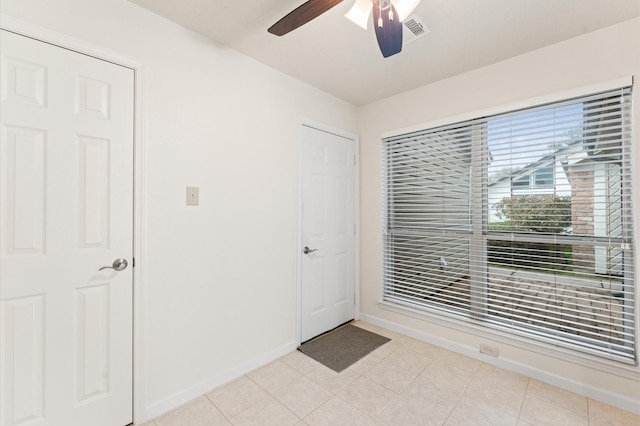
[488,142,584,187]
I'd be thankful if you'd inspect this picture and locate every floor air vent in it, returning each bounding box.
[403,14,430,45]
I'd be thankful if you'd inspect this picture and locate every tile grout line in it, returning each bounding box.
[441,354,487,425]
[299,352,359,424]
[204,387,235,424]
[516,378,532,424]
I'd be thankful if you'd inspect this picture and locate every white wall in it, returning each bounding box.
[0,0,357,420]
[358,18,640,413]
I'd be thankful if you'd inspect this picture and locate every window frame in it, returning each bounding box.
[381,81,636,369]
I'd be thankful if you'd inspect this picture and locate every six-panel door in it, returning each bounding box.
[300,124,356,342]
[0,30,134,426]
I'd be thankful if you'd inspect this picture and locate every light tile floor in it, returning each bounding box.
[141,321,639,426]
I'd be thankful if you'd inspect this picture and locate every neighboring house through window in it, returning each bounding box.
[512,163,555,190]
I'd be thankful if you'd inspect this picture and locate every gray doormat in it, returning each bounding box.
[298,324,390,372]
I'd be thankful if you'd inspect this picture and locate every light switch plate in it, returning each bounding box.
[186,186,199,206]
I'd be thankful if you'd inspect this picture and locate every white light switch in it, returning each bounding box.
[186,186,199,206]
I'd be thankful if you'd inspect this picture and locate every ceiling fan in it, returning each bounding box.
[268,0,421,58]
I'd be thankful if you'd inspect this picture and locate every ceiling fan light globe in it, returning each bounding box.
[345,0,372,29]
[395,0,421,21]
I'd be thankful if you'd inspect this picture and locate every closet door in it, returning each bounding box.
[1,30,134,426]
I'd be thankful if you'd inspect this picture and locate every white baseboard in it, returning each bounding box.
[359,313,640,415]
[142,340,298,422]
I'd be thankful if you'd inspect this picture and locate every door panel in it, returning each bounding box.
[0,30,134,426]
[300,124,355,342]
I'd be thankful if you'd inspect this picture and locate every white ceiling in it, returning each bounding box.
[128,0,640,106]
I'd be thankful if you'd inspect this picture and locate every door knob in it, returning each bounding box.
[99,258,128,272]
[303,246,319,255]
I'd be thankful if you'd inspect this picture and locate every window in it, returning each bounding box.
[383,86,635,363]
[512,164,555,190]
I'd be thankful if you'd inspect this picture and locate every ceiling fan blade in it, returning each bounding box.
[372,0,403,58]
[268,0,345,36]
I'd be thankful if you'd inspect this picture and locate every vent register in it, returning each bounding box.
[402,14,430,44]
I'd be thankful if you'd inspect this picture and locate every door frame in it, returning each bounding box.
[0,14,148,424]
[296,117,360,345]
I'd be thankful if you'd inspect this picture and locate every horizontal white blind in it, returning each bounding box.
[383,121,475,314]
[383,86,636,363]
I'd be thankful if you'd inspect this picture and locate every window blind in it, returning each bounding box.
[383,86,636,363]
[383,121,475,314]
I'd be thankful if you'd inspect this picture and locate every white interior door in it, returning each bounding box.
[300,124,356,342]
[0,30,134,426]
